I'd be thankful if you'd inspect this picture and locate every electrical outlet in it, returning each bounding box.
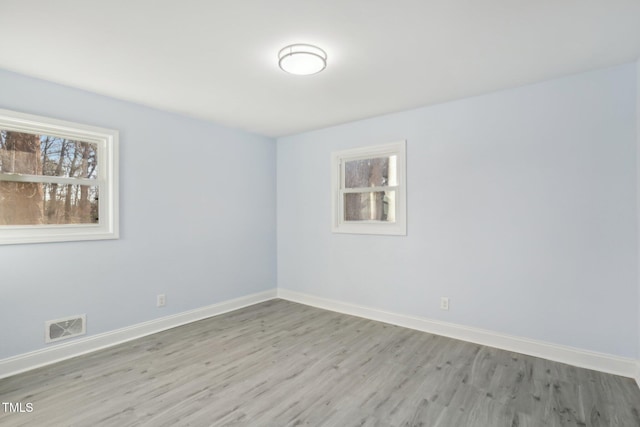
[157,294,166,307]
[440,297,449,311]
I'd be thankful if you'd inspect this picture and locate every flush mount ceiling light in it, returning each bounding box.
[278,44,327,76]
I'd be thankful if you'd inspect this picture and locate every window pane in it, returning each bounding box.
[0,181,99,225]
[0,130,97,179]
[344,155,397,188]
[344,191,396,222]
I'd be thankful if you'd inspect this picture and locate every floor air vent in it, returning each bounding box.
[45,315,86,343]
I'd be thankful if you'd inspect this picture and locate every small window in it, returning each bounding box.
[0,109,118,245]
[332,140,406,235]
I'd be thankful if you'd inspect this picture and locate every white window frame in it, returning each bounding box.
[0,109,119,245]
[331,140,406,235]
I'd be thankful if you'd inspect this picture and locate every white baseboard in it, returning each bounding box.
[0,289,277,379]
[3,287,638,383]
[278,288,638,380]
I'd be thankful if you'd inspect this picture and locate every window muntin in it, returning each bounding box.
[332,141,406,235]
[0,109,118,244]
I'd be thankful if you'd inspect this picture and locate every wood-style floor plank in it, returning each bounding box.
[1,299,639,426]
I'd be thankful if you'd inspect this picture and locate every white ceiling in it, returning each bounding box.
[1,1,639,138]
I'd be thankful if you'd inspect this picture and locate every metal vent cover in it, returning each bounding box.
[45,315,86,343]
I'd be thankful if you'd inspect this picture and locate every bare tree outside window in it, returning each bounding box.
[332,141,406,235]
[0,130,99,226]
[0,109,118,245]
[344,156,396,222]
[0,131,43,224]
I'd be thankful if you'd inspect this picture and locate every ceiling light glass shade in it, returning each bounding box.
[278,44,327,75]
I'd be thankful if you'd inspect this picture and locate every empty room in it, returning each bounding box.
[1,1,640,426]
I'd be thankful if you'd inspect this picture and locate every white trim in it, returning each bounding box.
[331,140,407,235]
[3,288,637,382]
[0,289,277,379]
[277,288,638,379]
[0,108,119,245]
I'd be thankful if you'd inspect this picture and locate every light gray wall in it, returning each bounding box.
[0,69,276,359]
[277,63,639,358]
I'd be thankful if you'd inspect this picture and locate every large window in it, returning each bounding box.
[0,109,118,245]
[331,140,406,235]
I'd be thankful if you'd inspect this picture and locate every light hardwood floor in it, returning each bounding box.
[1,299,639,426]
